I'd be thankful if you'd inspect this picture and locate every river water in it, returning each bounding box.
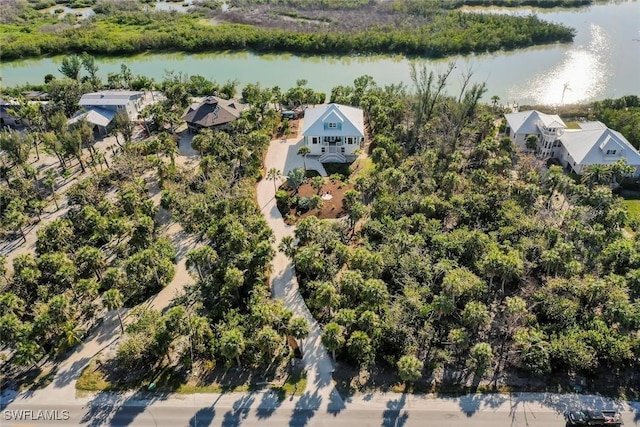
[1,0,639,105]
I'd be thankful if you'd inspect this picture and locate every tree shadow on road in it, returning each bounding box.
[289,389,322,427]
[255,390,283,419]
[381,392,409,427]
[327,387,347,416]
[80,388,172,427]
[457,392,508,417]
[189,404,216,427]
[221,393,255,427]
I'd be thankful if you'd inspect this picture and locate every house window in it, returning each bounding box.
[312,137,318,144]
[341,147,345,153]
[321,147,325,153]
[606,149,617,155]
[347,137,353,144]
[327,122,337,129]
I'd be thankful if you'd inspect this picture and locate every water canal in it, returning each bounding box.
[2,0,639,105]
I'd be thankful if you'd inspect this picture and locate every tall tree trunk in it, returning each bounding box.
[77,156,85,173]
[116,309,125,335]
[51,187,59,211]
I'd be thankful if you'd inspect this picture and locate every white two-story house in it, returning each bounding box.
[301,103,365,163]
[504,109,566,157]
[505,110,640,177]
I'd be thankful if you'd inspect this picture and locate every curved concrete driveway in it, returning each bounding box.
[257,135,343,411]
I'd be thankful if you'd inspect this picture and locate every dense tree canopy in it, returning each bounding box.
[287,73,640,389]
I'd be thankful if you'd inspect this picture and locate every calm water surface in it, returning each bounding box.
[2,1,639,105]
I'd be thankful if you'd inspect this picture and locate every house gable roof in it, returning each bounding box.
[504,110,566,135]
[561,122,640,166]
[79,91,143,107]
[182,96,243,128]
[68,107,116,128]
[301,103,364,137]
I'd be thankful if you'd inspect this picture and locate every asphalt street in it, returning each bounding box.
[3,391,639,427]
[1,401,568,427]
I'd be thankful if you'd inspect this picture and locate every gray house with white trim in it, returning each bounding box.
[69,90,144,137]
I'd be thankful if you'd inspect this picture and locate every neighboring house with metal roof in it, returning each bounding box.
[505,110,640,176]
[68,108,116,137]
[0,97,21,127]
[183,96,244,133]
[70,90,145,137]
[301,103,365,163]
[79,90,144,121]
[556,121,640,176]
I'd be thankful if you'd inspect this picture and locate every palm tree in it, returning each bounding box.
[61,321,83,349]
[491,95,500,111]
[103,289,125,334]
[220,328,246,367]
[158,132,179,166]
[397,355,424,389]
[297,145,311,173]
[581,164,613,188]
[288,317,310,354]
[267,167,281,194]
[310,176,324,195]
[43,169,59,211]
[525,134,538,152]
[321,322,345,361]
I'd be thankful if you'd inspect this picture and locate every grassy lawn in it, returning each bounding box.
[76,360,112,391]
[624,198,640,223]
[624,199,640,218]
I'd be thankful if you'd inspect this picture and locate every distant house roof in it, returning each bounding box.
[301,103,365,137]
[505,110,566,135]
[182,96,243,128]
[22,91,49,101]
[79,91,143,107]
[0,97,17,107]
[561,121,640,166]
[68,107,116,128]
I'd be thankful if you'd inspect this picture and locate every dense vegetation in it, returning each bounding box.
[284,72,640,391]
[0,124,176,368]
[1,0,574,61]
[2,50,638,394]
[231,0,593,9]
[0,60,315,385]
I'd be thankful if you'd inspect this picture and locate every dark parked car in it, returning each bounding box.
[565,409,623,426]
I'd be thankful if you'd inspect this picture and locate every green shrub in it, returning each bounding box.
[275,189,289,205]
[297,196,311,211]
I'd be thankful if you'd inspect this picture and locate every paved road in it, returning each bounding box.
[2,391,639,427]
[0,404,562,427]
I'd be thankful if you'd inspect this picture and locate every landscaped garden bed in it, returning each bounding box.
[276,168,354,224]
